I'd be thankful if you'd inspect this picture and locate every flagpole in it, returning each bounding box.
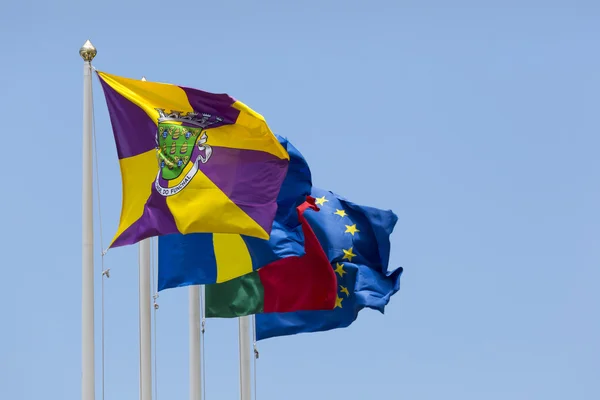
[80,39,96,400]
[189,285,202,400]
[239,316,252,400]
[138,77,153,400]
[139,238,152,400]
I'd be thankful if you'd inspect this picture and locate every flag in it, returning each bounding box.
[96,71,290,248]
[205,197,337,317]
[158,135,311,287]
[255,188,403,340]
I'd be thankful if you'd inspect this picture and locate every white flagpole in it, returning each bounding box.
[138,77,153,400]
[239,316,252,400]
[189,285,202,400]
[80,39,96,400]
[185,63,202,398]
[139,238,152,400]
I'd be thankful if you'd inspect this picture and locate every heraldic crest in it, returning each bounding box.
[154,108,223,196]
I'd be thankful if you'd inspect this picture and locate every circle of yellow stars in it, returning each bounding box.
[315,194,361,309]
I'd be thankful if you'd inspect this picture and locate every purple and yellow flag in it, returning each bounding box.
[96,71,290,249]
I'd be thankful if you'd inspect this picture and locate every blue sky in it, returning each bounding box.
[1,1,599,399]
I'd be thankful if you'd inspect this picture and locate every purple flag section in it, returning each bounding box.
[196,147,289,234]
[98,77,156,159]
[180,86,240,127]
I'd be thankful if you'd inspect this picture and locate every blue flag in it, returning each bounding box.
[255,187,403,340]
[157,135,311,290]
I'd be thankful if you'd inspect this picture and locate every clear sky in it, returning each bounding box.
[1,1,599,399]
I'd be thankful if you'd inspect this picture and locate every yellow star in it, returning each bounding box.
[334,262,346,277]
[340,285,350,296]
[334,209,347,217]
[315,196,328,206]
[345,224,360,236]
[342,247,357,262]
[335,295,343,309]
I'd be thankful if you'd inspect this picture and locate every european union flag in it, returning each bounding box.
[255,188,403,340]
[157,135,311,289]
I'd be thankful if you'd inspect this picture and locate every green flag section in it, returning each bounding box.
[205,272,265,317]
[205,197,337,318]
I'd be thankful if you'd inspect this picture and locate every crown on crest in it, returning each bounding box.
[155,108,223,128]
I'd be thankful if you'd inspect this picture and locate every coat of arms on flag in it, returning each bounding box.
[154,109,222,196]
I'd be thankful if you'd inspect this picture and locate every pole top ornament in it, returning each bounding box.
[79,40,97,62]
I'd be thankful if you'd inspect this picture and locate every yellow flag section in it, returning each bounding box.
[213,234,254,283]
[96,71,290,249]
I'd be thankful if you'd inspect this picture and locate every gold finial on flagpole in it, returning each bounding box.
[79,40,97,62]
